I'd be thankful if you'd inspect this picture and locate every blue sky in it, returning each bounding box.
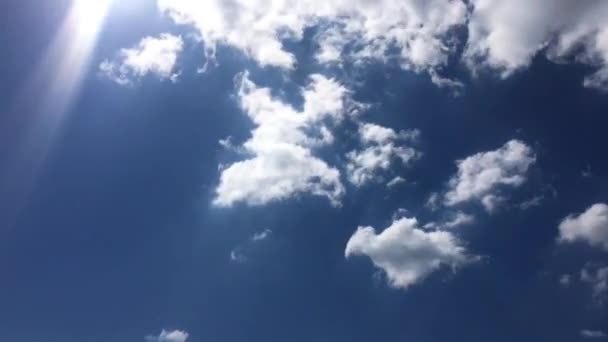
[1,0,608,341]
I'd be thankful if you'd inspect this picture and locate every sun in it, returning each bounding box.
[72,0,114,34]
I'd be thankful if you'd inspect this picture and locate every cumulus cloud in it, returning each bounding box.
[154,0,608,91]
[444,140,535,212]
[157,0,466,76]
[100,33,183,85]
[346,123,419,187]
[581,330,608,339]
[146,330,189,342]
[581,265,608,305]
[465,0,608,90]
[214,72,353,206]
[558,203,608,251]
[345,216,475,289]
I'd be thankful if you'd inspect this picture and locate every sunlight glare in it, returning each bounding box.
[73,0,114,35]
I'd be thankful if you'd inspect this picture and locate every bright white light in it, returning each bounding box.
[73,0,114,34]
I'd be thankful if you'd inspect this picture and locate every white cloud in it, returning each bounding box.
[444,140,535,212]
[425,211,475,230]
[581,265,608,305]
[558,203,608,251]
[346,123,419,187]
[155,0,608,91]
[157,0,466,75]
[214,72,351,207]
[465,0,608,90]
[581,330,608,339]
[100,33,183,85]
[345,216,475,289]
[146,330,189,342]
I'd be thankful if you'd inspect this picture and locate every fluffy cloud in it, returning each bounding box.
[100,34,183,85]
[345,216,475,289]
[146,330,189,342]
[157,0,466,77]
[558,203,608,250]
[346,123,419,187]
[581,265,608,305]
[465,0,608,90]
[155,0,608,91]
[214,72,352,207]
[444,140,535,212]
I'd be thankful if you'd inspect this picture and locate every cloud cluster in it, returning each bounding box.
[214,72,351,207]
[153,0,608,90]
[157,0,466,78]
[345,216,475,289]
[558,203,608,251]
[346,123,419,187]
[100,34,183,85]
[444,140,536,212]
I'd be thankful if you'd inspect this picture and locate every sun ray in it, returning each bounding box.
[1,0,114,229]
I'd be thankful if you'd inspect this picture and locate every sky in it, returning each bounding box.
[1,0,608,341]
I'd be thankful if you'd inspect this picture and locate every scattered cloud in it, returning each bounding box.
[345,216,476,289]
[157,0,467,78]
[346,123,419,187]
[214,72,352,207]
[252,229,273,241]
[426,192,442,211]
[444,140,536,212]
[387,176,406,189]
[518,195,544,210]
[146,330,189,342]
[558,203,608,251]
[156,1,608,90]
[581,330,608,339]
[425,211,476,230]
[230,249,247,264]
[100,33,183,85]
[581,264,608,305]
[230,229,274,263]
